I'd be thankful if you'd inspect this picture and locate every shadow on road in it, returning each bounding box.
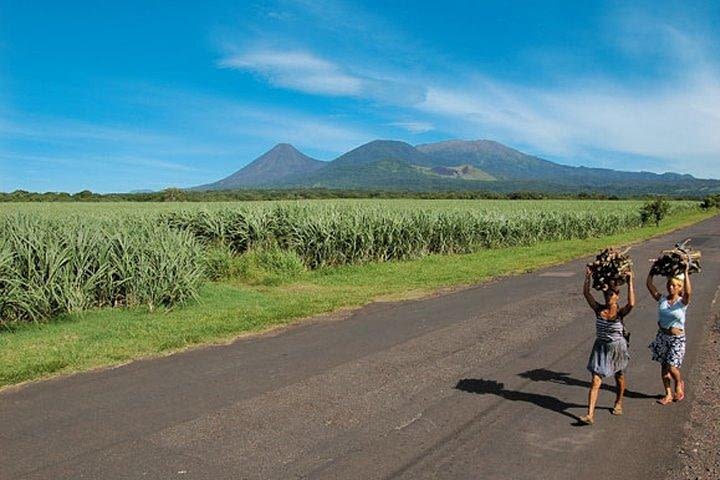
[517,369,661,399]
[455,378,586,422]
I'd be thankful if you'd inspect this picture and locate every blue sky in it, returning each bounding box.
[1,0,719,192]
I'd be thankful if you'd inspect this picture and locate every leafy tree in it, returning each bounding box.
[73,190,94,200]
[640,197,670,226]
[161,188,186,202]
[700,194,720,210]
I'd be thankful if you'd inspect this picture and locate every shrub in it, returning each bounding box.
[700,195,720,210]
[232,246,306,286]
[204,245,234,280]
[640,197,670,226]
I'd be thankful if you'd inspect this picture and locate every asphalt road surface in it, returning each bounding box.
[2,216,719,480]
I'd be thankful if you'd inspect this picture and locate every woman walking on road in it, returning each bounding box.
[579,268,635,425]
[647,260,692,405]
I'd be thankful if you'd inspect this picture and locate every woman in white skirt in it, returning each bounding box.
[579,267,635,425]
[646,260,691,405]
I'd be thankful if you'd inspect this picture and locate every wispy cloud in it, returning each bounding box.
[387,121,434,134]
[0,152,204,173]
[220,50,363,96]
[219,47,425,105]
[260,0,421,59]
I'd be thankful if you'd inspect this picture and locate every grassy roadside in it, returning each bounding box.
[1,209,716,389]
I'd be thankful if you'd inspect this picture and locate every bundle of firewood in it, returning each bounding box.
[650,239,702,277]
[587,247,633,291]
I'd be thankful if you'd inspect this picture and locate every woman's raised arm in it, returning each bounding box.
[646,270,661,301]
[682,258,692,305]
[620,271,635,317]
[583,267,600,313]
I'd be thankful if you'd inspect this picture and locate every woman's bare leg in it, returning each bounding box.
[668,366,684,400]
[658,364,674,405]
[613,372,625,412]
[583,374,602,421]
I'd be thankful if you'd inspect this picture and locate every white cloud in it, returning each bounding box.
[220,50,363,96]
[387,121,434,134]
[219,47,426,105]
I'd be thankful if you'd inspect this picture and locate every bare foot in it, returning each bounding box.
[579,415,594,425]
[674,381,685,402]
[657,396,673,405]
[611,404,623,415]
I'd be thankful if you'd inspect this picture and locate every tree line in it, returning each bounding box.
[1,188,712,203]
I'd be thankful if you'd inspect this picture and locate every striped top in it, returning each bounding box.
[595,316,624,342]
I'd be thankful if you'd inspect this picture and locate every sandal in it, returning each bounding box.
[611,405,623,415]
[657,396,673,405]
[578,415,594,425]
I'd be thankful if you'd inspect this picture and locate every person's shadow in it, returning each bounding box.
[517,369,660,399]
[455,378,588,423]
[455,369,659,426]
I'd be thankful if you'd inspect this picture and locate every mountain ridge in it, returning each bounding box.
[193,139,719,195]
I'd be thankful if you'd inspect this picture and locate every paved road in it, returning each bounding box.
[2,216,719,480]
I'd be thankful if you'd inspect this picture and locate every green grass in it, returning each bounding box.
[0,209,715,388]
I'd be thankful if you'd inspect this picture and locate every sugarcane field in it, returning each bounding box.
[0,199,699,325]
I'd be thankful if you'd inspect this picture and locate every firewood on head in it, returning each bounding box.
[650,239,701,277]
[587,247,634,291]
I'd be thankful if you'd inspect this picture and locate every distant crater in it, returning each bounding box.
[423,164,496,181]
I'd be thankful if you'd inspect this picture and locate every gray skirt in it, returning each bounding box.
[587,338,630,377]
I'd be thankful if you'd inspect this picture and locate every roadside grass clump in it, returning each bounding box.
[231,245,306,286]
[204,244,235,280]
[0,215,205,326]
[201,237,306,285]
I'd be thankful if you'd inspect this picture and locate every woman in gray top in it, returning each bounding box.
[579,267,635,425]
